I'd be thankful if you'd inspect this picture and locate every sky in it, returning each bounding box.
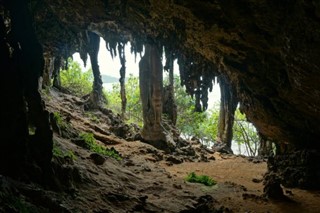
[73,38,221,109]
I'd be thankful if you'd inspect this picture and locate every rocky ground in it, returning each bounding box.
[1,88,319,213]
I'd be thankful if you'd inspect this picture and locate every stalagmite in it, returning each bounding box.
[217,75,238,150]
[139,43,175,150]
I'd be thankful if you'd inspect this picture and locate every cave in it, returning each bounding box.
[1,0,320,212]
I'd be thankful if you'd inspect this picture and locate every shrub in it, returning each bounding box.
[185,172,217,186]
[79,132,121,160]
[53,111,68,130]
[52,140,76,161]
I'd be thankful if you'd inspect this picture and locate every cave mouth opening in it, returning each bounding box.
[1,2,320,211]
[59,36,262,157]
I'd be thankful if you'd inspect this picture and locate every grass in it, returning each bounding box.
[52,140,76,161]
[53,111,68,130]
[185,172,217,186]
[85,112,100,123]
[79,132,121,160]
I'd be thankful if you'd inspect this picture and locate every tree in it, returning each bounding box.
[106,73,260,156]
[163,50,177,125]
[60,59,93,97]
[233,109,260,156]
[106,74,142,126]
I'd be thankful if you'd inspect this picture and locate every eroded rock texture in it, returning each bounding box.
[1,0,320,189]
[1,0,52,181]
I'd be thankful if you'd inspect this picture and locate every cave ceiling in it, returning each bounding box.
[29,0,320,147]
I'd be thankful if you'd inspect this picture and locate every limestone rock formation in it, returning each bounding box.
[1,0,320,191]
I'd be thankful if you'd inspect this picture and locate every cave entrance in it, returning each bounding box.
[69,37,261,157]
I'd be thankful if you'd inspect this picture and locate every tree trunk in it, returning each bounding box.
[118,42,127,118]
[217,76,238,150]
[163,51,177,125]
[139,44,175,150]
[88,31,106,108]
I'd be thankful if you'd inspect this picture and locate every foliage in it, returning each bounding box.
[85,112,100,123]
[174,76,219,145]
[106,74,143,126]
[106,74,259,156]
[60,58,93,97]
[52,140,76,161]
[53,111,68,130]
[185,172,217,186]
[233,110,260,156]
[79,132,121,160]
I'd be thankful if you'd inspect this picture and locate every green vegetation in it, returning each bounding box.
[185,172,217,186]
[79,132,121,160]
[28,125,36,135]
[106,74,142,125]
[106,74,259,156]
[53,111,68,130]
[59,60,259,156]
[53,140,76,161]
[85,112,100,123]
[233,110,259,156]
[60,58,93,97]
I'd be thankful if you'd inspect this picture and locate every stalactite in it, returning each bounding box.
[217,75,238,149]
[177,51,217,112]
[88,31,105,108]
[52,55,62,88]
[118,42,127,118]
[79,31,89,67]
[130,36,144,61]
[105,33,118,59]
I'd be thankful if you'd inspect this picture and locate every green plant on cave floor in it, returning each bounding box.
[40,86,52,101]
[185,172,217,186]
[53,111,68,130]
[79,132,121,160]
[52,140,77,161]
[84,112,100,123]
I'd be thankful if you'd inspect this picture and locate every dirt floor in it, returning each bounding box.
[115,141,320,213]
[2,88,318,213]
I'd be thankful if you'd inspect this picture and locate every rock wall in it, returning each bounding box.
[29,0,320,148]
[265,150,320,190]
